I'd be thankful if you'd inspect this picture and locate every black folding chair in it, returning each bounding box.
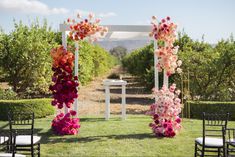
[0,129,25,157]
[8,112,41,157]
[224,128,235,157]
[195,112,229,157]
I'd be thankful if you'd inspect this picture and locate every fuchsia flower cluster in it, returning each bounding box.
[52,111,80,135]
[49,45,80,135]
[146,84,182,137]
[149,16,182,76]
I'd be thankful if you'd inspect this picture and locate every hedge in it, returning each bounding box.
[186,101,235,120]
[0,99,54,121]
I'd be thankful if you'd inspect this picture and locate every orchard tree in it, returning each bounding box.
[110,46,127,60]
[0,20,58,96]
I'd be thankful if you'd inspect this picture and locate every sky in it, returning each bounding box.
[0,0,235,43]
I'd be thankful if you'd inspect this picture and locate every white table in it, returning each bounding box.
[103,79,127,120]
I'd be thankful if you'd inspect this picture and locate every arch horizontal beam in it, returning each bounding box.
[59,24,152,33]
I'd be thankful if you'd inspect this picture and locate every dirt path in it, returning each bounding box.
[77,66,154,116]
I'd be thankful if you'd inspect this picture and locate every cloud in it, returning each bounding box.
[74,9,117,18]
[98,12,117,18]
[0,0,69,15]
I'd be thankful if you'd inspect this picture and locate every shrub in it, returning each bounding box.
[186,101,235,120]
[0,98,55,120]
[108,73,120,79]
[0,88,18,100]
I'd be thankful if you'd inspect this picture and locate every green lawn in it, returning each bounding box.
[1,115,235,157]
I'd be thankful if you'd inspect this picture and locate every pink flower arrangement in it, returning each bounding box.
[146,84,182,137]
[49,14,107,135]
[49,45,80,135]
[67,13,108,42]
[51,110,81,135]
[149,16,182,76]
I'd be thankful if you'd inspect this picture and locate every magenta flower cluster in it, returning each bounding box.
[52,111,80,135]
[146,84,182,137]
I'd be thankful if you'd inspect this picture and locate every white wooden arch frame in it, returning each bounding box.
[59,24,169,114]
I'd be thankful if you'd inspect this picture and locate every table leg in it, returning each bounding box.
[105,85,110,120]
[122,85,126,120]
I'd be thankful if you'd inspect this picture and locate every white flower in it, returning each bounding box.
[177,60,182,66]
[176,68,182,74]
[175,89,181,95]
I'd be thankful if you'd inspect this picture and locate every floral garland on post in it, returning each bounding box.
[49,13,107,135]
[49,46,80,135]
[147,16,183,137]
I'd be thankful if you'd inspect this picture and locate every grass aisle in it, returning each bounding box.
[15,115,235,157]
[1,115,234,156]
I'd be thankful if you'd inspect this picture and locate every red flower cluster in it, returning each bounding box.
[49,46,78,109]
[67,13,108,41]
[49,45,80,135]
[51,111,80,135]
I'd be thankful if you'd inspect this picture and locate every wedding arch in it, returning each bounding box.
[59,24,167,113]
[50,15,182,136]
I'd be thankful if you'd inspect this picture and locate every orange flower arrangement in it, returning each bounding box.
[50,46,74,69]
[67,13,108,41]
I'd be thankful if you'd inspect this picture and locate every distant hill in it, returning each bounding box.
[95,40,152,53]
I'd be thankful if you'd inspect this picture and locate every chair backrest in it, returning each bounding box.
[8,112,35,136]
[225,128,235,143]
[203,112,229,138]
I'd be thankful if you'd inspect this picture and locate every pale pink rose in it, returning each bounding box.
[175,89,181,95]
[176,68,182,73]
[177,60,182,66]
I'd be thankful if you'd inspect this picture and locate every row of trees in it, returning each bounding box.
[0,20,117,98]
[122,32,235,101]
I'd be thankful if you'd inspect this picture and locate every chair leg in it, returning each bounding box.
[227,144,229,157]
[38,143,40,157]
[31,145,34,157]
[195,142,197,157]
[218,148,221,157]
[201,146,204,157]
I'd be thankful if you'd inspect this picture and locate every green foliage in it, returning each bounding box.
[0,20,116,97]
[177,33,235,101]
[0,98,54,120]
[0,88,18,100]
[187,101,235,120]
[123,32,235,100]
[0,20,57,96]
[122,43,172,90]
[78,41,117,85]
[110,46,127,60]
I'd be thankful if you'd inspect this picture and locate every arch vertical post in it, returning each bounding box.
[62,30,69,114]
[163,70,169,88]
[74,42,79,117]
[154,40,158,102]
